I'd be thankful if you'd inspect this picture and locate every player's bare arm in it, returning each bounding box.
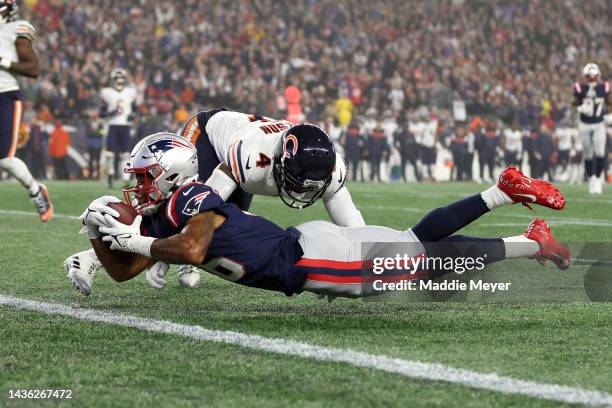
[10,37,38,78]
[149,211,222,265]
[91,237,153,282]
[96,209,224,279]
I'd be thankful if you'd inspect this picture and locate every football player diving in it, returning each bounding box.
[66,109,364,294]
[80,132,570,300]
[0,0,52,222]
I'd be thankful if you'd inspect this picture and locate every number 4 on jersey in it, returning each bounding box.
[256,153,271,168]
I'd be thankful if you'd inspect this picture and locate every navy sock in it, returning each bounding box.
[423,235,505,278]
[595,157,605,177]
[412,194,490,243]
[585,159,594,177]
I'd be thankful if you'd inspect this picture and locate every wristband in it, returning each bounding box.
[129,235,157,258]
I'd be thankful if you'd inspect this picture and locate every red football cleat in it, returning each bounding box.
[497,166,565,210]
[524,219,570,270]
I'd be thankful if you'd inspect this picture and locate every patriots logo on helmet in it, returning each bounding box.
[182,191,210,217]
[146,138,192,161]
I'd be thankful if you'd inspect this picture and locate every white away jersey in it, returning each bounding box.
[194,111,364,227]
[0,20,36,93]
[503,129,522,152]
[223,114,347,199]
[100,86,137,126]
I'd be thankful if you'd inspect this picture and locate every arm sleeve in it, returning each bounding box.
[323,186,365,227]
[15,21,36,43]
[205,165,238,201]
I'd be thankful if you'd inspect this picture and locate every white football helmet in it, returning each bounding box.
[110,68,128,90]
[583,63,601,83]
[123,133,198,215]
[0,0,17,24]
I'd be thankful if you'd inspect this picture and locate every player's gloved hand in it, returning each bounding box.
[0,55,12,69]
[577,100,593,115]
[99,214,156,257]
[146,261,169,289]
[79,196,122,239]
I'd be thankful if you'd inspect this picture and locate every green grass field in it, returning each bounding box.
[1,180,611,407]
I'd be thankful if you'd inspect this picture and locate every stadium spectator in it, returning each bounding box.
[534,123,555,181]
[86,114,103,179]
[367,123,387,182]
[48,120,70,180]
[477,119,501,182]
[393,122,421,182]
[13,0,611,183]
[449,125,474,182]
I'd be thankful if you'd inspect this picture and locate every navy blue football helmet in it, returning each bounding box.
[273,124,335,209]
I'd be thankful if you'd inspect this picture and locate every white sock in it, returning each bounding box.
[502,235,540,258]
[480,185,513,210]
[0,157,39,195]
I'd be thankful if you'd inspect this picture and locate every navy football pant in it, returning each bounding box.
[0,91,22,159]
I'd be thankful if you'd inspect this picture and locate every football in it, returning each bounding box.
[107,201,137,225]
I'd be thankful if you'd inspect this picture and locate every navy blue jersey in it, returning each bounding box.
[141,182,306,295]
[573,81,610,124]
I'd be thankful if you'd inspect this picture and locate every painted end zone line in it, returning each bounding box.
[2,295,611,406]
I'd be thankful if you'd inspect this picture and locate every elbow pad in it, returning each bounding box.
[205,165,237,201]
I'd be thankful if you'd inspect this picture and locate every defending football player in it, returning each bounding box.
[573,63,612,194]
[0,0,52,222]
[66,110,364,294]
[82,133,569,300]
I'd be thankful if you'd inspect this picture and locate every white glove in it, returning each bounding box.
[577,100,593,115]
[99,214,156,257]
[0,56,12,69]
[146,261,169,289]
[79,196,122,239]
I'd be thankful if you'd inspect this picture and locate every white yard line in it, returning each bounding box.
[1,294,611,406]
[0,209,79,220]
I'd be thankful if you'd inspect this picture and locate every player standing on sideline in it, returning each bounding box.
[502,121,523,168]
[573,63,612,194]
[100,68,137,189]
[569,126,584,184]
[553,119,575,182]
[0,0,52,221]
[80,133,570,300]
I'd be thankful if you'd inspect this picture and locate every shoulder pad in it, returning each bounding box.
[165,182,222,227]
[180,114,201,145]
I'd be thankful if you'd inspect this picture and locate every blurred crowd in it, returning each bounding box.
[10,0,612,182]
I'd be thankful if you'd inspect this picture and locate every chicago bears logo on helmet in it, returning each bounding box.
[283,134,299,158]
[146,138,192,161]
